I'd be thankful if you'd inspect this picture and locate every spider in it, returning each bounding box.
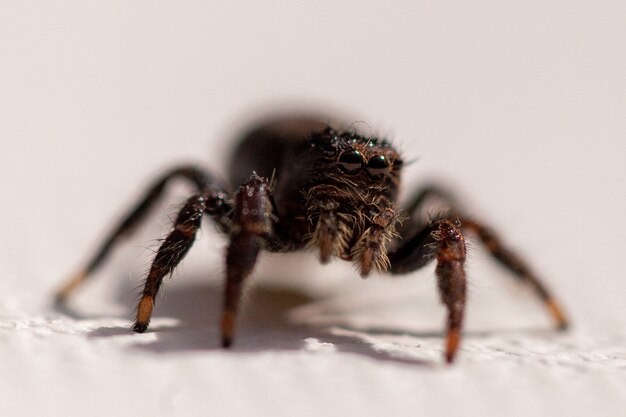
[57,115,569,363]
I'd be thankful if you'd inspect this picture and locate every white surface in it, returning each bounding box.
[1,2,625,417]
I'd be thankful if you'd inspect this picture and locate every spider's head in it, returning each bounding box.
[306,126,404,276]
[310,126,403,185]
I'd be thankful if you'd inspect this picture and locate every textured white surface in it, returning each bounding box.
[1,2,625,417]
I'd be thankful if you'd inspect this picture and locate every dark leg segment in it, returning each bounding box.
[460,218,569,329]
[134,184,232,332]
[57,166,226,303]
[388,218,467,363]
[404,184,459,222]
[221,174,274,347]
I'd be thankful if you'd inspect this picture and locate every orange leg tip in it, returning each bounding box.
[135,296,154,325]
[445,329,461,364]
[221,311,236,348]
[546,298,569,331]
[55,271,88,303]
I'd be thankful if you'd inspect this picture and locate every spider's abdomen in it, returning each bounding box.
[227,116,328,188]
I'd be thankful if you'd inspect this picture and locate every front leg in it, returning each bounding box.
[133,185,231,333]
[388,218,467,363]
[221,174,275,347]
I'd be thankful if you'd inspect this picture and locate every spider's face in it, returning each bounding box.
[306,127,403,275]
[310,127,403,184]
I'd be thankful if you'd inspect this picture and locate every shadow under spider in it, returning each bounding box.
[57,272,441,366]
[54,273,559,366]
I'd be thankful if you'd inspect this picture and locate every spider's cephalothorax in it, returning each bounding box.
[57,115,569,364]
[305,127,403,276]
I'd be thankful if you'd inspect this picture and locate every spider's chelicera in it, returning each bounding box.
[57,115,569,363]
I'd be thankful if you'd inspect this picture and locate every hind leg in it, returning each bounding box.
[57,166,229,302]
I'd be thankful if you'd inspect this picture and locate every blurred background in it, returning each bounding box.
[1,2,624,417]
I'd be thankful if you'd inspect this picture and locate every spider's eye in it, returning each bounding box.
[337,150,363,174]
[366,155,389,178]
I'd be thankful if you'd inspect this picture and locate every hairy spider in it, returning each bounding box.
[57,115,569,363]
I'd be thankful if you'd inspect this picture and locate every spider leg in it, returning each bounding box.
[221,174,274,347]
[404,184,459,221]
[460,218,569,329]
[403,184,569,330]
[133,187,231,332]
[388,218,467,363]
[57,165,229,303]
